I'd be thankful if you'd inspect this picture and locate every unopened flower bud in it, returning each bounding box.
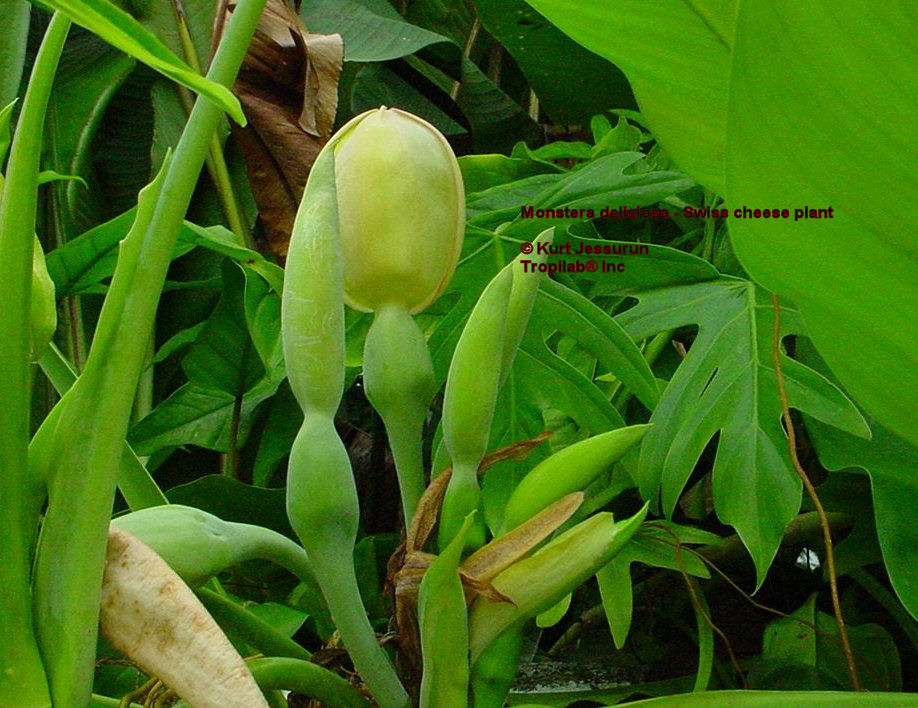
[332,107,464,314]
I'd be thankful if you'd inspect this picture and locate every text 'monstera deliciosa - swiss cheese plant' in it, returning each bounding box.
[0,0,915,706]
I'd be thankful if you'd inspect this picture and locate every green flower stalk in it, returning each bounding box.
[282,142,408,707]
[0,14,70,705]
[334,107,464,525]
[418,513,475,708]
[438,268,513,550]
[438,228,554,551]
[29,0,267,702]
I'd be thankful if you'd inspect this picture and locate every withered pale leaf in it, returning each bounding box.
[218,0,342,256]
[461,492,583,582]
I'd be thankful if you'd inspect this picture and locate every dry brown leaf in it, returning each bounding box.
[461,492,583,582]
[216,0,343,256]
[389,430,555,667]
[478,429,552,473]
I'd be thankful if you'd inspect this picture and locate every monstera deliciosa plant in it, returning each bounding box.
[0,0,915,706]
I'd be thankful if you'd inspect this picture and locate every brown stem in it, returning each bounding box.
[546,511,850,657]
[657,523,746,686]
[450,18,480,100]
[771,293,861,691]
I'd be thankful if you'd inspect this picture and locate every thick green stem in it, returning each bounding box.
[438,462,487,551]
[30,1,267,703]
[471,624,524,708]
[0,12,70,705]
[0,0,30,107]
[35,343,168,510]
[362,304,435,524]
[309,550,409,708]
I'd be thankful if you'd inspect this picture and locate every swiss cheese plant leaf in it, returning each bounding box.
[468,152,695,240]
[807,421,918,622]
[521,0,918,450]
[129,378,279,455]
[520,0,732,194]
[617,279,869,585]
[726,1,918,448]
[597,520,721,649]
[37,0,245,123]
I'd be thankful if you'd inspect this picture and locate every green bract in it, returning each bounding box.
[30,236,56,361]
[468,504,648,661]
[501,424,651,534]
[332,107,465,314]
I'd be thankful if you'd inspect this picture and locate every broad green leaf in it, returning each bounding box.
[129,377,278,455]
[46,210,278,295]
[130,0,216,68]
[726,1,918,447]
[351,62,465,136]
[0,0,31,106]
[811,424,918,621]
[37,0,244,123]
[44,29,135,237]
[753,593,901,691]
[252,381,302,487]
[45,208,195,294]
[459,154,551,195]
[470,152,695,239]
[798,338,918,620]
[90,67,157,218]
[521,0,733,193]
[597,520,720,648]
[455,58,541,153]
[182,263,264,396]
[618,280,869,584]
[301,0,459,65]
[242,602,308,639]
[475,0,635,125]
[151,322,205,364]
[242,267,284,384]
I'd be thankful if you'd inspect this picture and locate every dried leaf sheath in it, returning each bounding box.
[217,0,343,256]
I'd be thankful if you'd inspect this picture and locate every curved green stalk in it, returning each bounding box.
[30,1,267,703]
[471,625,524,708]
[419,514,474,708]
[248,657,373,708]
[0,12,71,705]
[363,303,436,524]
[281,147,407,708]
